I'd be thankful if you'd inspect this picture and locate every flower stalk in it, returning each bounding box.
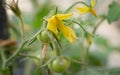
[19,16,25,41]
[42,43,49,59]
[92,15,106,34]
[64,1,88,13]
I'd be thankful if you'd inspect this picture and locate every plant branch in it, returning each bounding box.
[27,28,43,46]
[72,20,87,33]
[64,1,89,13]
[2,40,28,68]
[0,47,6,65]
[19,16,25,41]
[18,53,40,61]
[69,58,85,65]
[39,57,55,68]
[92,16,106,34]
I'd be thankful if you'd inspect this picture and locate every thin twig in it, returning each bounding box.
[72,20,87,33]
[19,16,25,41]
[0,47,6,65]
[92,17,106,34]
[39,57,55,68]
[64,1,89,13]
[69,58,85,65]
[18,53,40,61]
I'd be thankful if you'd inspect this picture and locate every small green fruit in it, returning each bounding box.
[48,56,70,73]
[34,55,41,66]
[37,30,50,43]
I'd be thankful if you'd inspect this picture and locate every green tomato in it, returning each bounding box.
[37,30,50,43]
[48,56,70,73]
[34,54,50,66]
[34,55,41,66]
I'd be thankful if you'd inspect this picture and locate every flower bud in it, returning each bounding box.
[84,32,94,45]
[8,0,21,17]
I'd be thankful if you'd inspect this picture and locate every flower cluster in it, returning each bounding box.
[46,0,97,43]
[47,14,76,43]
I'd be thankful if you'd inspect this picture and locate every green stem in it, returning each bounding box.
[18,53,40,61]
[73,20,87,33]
[54,38,61,56]
[1,27,44,68]
[56,48,61,56]
[82,45,90,70]
[69,58,84,65]
[39,57,55,68]
[82,16,106,70]
[9,23,21,37]
[92,16,106,34]
[48,32,62,56]
[54,7,58,15]
[2,40,28,68]
[27,28,43,46]
[64,1,89,13]
[0,47,6,65]
[19,16,25,41]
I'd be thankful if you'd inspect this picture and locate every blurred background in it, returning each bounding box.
[2,0,120,75]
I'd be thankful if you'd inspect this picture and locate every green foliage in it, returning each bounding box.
[32,1,54,30]
[78,68,120,75]
[107,1,120,24]
[0,68,11,75]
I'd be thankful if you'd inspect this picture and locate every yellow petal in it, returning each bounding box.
[90,8,97,17]
[76,7,90,14]
[47,22,58,35]
[91,0,96,7]
[57,20,76,43]
[62,26,76,43]
[55,14,73,20]
[47,16,58,35]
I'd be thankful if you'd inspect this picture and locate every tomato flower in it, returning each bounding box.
[46,14,76,43]
[76,0,97,17]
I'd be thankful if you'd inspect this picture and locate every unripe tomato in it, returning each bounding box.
[34,55,41,66]
[37,30,50,43]
[34,54,50,66]
[48,56,70,73]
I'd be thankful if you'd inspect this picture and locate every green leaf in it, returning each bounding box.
[107,1,120,24]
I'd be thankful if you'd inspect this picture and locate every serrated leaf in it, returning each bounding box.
[107,1,120,24]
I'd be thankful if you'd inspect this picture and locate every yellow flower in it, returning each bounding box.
[47,14,76,43]
[76,0,97,17]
